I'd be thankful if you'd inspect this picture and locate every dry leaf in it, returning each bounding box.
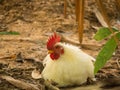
[93,7,108,27]
[32,69,42,79]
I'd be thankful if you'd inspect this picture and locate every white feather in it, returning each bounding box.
[42,43,95,87]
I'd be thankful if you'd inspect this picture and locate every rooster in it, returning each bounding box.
[41,33,96,87]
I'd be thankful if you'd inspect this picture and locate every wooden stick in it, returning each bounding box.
[75,0,80,21]
[64,0,67,18]
[78,0,85,44]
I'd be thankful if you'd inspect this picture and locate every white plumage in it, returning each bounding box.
[41,42,95,87]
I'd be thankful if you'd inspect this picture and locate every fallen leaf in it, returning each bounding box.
[32,69,42,79]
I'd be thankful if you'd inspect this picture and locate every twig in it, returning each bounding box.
[0,38,38,44]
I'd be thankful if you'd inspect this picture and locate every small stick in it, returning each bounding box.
[64,0,67,18]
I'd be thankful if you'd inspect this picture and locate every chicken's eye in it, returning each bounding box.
[55,45,60,49]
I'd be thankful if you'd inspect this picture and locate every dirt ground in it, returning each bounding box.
[0,0,120,90]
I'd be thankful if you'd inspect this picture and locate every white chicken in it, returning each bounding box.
[41,33,95,87]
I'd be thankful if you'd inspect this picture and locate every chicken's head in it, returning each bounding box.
[47,33,64,60]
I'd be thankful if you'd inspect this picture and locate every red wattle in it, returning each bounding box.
[50,53,60,60]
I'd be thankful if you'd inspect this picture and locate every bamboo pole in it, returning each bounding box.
[75,0,80,21]
[78,0,85,44]
[64,0,67,18]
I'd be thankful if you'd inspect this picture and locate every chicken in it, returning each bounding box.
[41,33,95,87]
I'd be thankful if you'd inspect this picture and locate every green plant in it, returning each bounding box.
[94,27,120,74]
[0,31,20,35]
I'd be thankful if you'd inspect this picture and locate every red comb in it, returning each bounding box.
[47,33,61,50]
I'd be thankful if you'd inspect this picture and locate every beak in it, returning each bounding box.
[48,50,53,54]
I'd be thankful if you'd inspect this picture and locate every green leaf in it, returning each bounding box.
[0,31,20,35]
[94,27,118,41]
[116,32,120,40]
[94,37,117,74]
